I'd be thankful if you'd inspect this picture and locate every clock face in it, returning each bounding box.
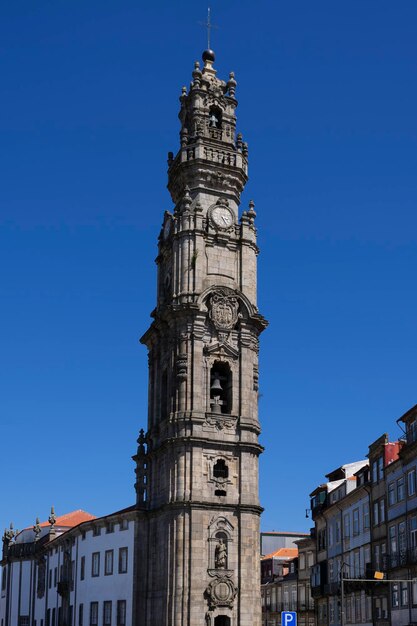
[211,205,234,229]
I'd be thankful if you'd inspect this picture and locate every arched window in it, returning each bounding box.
[213,459,229,479]
[210,362,232,414]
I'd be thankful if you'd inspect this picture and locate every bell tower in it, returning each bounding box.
[133,49,267,626]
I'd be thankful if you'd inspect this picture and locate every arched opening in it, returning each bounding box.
[210,362,232,414]
[213,459,228,496]
[209,106,222,129]
[213,459,229,479]
[214,616,230,626]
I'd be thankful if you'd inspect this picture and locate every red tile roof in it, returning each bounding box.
[262,548,298,560]
[37,510,96,528]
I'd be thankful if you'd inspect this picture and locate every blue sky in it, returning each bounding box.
[1,0,416,535]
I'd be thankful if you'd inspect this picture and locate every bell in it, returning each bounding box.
[210,373,223,393]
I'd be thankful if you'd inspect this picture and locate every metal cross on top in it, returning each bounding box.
[199,7,218,50]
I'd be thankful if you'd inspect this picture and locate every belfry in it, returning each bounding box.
[133,48,267,626]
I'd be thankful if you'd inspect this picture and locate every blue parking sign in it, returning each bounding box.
[282,612,297,626]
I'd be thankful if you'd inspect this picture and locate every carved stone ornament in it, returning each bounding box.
[205,575,237,609]
[176,353,188,381]
[205,413,237,431]
[209,289,239,331]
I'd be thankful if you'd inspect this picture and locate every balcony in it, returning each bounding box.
[385,548,417,569]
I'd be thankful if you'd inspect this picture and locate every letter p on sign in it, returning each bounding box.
[282,612,297,626]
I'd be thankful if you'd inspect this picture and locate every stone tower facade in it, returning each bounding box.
[133,49,267,626]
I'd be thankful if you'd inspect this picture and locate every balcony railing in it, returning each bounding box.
[385,548,417,569]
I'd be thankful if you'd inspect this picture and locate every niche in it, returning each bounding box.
[209,106,222,129]
[210,362,232,414]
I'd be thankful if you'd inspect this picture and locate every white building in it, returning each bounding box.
[1,507,135,626]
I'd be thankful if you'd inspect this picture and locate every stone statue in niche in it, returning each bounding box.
[215,539,227,569]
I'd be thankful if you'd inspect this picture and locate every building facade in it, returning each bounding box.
[1,509,135,626]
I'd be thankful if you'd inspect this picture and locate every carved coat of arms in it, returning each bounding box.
[209,289,239,331]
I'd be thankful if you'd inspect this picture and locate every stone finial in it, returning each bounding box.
[2,522,15,545]
[242,142,249,158]
[236,133,243,152]
[247,200,256,224]
[48,506,57,529]
[183,185,192,210]
[227,72,237,97]
[167,151,174,167]
[33,517,41,541]
[137,428,146,457]
[192,61,202,88]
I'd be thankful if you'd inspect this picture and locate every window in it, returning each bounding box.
[105,550,114,576]
[79,604,83,626]
[392,583,399,608]
[81,531,86,540]
[363,503,370,529]
[329,559,334,583]
[119,519,129,531]
[116,600,126,626]
[353,509,360,535]
[389,526,397,554]
[92,526,101,537]
[92,552,100,577]
[48,569,52,589]
[90,603,98,626]
[328,525,334,547]
[19,617,29,626]
[399,522,406,553]
[408,469,416,497]
[397,476,405,501]
[103,602,112,626]
[410,516,417,549]
[344,514,350,538]
[213,459,229,479]
[373,502,379,526]
[372,461,378,484]
[374,544,380,569]
[401,582,408,606]
[105,523,114,534]
[52,610,56,626]
[378,456,384,480]
[299,554,305,570]
[307,551,314,567]
[388,482,396,506]
[379,499,385,523]
[119,547,128,574]
[80,556,85,581]
[46,610,50,626]
[54,568,57,587]
[335,519,341,543]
